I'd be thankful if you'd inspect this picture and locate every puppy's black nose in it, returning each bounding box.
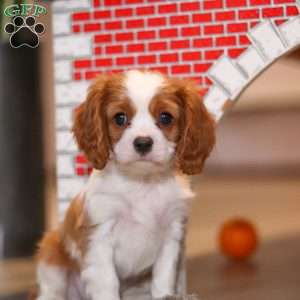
[133,136,153,155]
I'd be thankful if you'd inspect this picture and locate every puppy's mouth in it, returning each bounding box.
[125,159,169,177]
[120,153,166,168]
[134,157,163,166]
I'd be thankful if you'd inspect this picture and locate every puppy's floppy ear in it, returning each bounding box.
[175,80,216,175]
[72,75,110,170]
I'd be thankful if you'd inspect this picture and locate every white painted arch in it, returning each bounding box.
[204,17,300,121]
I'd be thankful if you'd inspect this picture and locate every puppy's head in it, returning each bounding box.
[73,70,215,175]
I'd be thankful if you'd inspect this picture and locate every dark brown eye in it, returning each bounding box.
[114,112,128,126]
[159,112,173,126]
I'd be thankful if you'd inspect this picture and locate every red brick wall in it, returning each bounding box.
[69,0,298,87]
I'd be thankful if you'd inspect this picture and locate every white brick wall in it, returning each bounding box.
[54,35,92,58]
[57,155,75,176]
[56,131,77,152]
[249,21,286,62]
[54,60,72,82]
[56,107,73,129]
[57,177,86,200]
[52,0,90,11]
[55,82,89,105]
[279,18,300,48]
[204,85,228,121]
[237,47,265,78]
[209,56,248,99]
[52,13,71,35]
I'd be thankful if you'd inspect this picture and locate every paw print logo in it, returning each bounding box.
[4,16,45,48]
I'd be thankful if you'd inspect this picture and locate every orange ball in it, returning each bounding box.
[219,218,258,261]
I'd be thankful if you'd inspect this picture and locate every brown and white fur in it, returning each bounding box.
[35,70,215,300]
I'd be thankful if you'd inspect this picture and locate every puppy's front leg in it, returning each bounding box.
[151,220,184,299]
[81,221,120,300]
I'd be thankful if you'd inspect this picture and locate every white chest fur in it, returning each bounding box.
[84,166,192,279]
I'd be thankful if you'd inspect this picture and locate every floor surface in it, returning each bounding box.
[187,235,300,300]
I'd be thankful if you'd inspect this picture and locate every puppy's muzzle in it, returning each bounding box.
[133,136,153,155]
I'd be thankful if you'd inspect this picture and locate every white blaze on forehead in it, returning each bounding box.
[124,70,165,110]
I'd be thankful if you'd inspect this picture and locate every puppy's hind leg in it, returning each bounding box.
[35,230,71,300]
[36,262,67,300]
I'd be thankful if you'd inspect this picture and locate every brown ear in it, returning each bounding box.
[72,75,110,170]
[176,80,216,175]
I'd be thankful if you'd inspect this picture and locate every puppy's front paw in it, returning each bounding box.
[37,297,64,300]
[152,296,179,300]
[151,282,174,299]
[153,296,199,300]
[96,293,120,300]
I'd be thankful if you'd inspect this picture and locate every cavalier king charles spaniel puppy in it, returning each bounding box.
[35,70,215,300]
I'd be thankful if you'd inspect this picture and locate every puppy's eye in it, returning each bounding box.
[114,112,128,126]
[159,112,173,126]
